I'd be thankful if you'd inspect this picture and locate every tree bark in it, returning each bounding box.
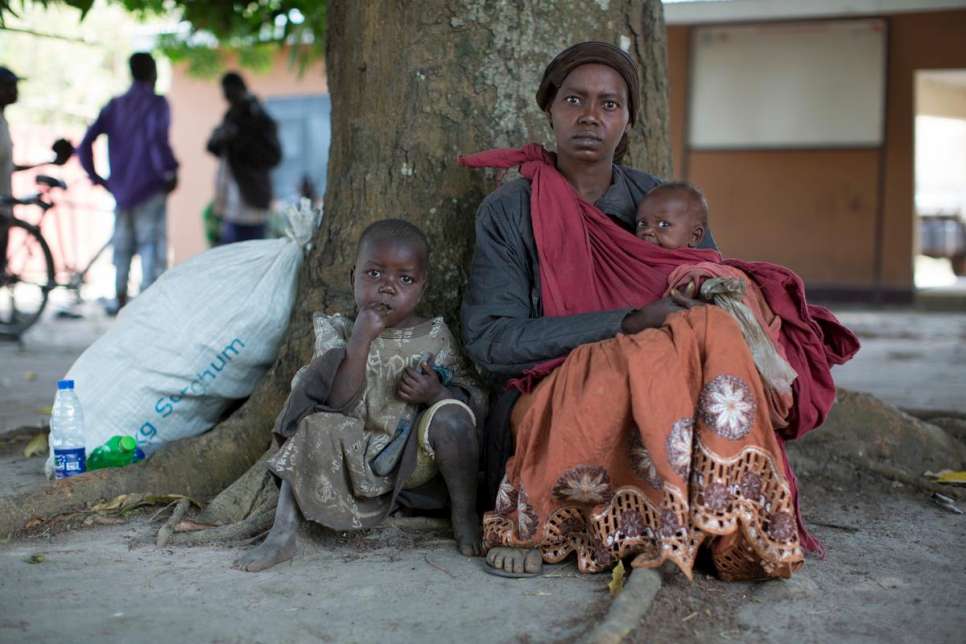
[0,0,671,536]
[285,0,671,373]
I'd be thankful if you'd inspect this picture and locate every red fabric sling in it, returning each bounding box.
[459,144,858,440]
[460,144,860,554]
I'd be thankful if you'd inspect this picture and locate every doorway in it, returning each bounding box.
[914,70,966,291]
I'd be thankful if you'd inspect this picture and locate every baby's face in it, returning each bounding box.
[635,191,703,250]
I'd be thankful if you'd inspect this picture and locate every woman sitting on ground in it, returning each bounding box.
[459,42,858,579]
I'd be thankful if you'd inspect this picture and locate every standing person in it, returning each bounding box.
[0,67,19,275]
[459,42,858,579]
[207,72,282,244]
[77,52,178,315]
[0,67,20,219]
[0,67,72,277]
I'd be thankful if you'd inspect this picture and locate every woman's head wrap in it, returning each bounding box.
[536,41,640,162]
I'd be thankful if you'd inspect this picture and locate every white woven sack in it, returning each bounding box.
[46,201,319,475]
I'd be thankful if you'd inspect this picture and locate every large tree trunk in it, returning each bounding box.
[281,0,670,371]
[0,0,670,536]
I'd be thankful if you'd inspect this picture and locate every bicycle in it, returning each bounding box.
[1,174,111,338]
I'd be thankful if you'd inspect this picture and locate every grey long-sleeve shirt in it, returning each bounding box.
[460,165,716,380]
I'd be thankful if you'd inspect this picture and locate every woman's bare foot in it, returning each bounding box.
[451,507,482,556]
[485,547,543,575]
[232,480,298,573]
[232,526,296,572]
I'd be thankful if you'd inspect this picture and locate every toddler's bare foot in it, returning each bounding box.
[233,481,298,573]
[485,547,543,576]
[426,406,482,557]
[232,528,296,572]
[451,508,482,557]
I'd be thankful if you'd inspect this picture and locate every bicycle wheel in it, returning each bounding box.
[0,218,55,338]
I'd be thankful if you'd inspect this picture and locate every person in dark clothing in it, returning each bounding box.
[77,53,179,314]
[461,42,854,581]
[207,72,282,244]
[461,48,717,510]
[460,42,717,577]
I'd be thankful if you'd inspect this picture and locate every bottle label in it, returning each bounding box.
[54,448,86,479]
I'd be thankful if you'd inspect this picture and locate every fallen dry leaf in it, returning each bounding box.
[90,493,199,515]
[937,470,966,485]
[23,433,48,459]
[90,495,131,513]
[609,560,626,596]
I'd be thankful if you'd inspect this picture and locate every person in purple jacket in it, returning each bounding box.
[77,52,178,314]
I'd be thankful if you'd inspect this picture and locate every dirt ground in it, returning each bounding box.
[2,456,961,644]
[0,519,611,643]
[635,473,965,643]
[1,306,965,643]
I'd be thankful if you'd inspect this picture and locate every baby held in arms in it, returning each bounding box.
[636,182,799,422]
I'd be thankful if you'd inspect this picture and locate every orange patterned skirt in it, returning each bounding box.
[482,306,804,580]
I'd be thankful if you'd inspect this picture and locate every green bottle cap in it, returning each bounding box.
[119,435,136,452]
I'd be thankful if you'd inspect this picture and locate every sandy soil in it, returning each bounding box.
[2,470,961,644]
[634,474,966,643]
[1,517,612,644]
[2,307,964,643]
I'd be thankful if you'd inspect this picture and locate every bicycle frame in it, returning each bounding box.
[2,176,114,336]
[8,178,113,300]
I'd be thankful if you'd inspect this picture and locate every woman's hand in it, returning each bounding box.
[621,287,704,335]
[397,355,445,405]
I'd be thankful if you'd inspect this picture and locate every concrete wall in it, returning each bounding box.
[166,50,326,264]
[667,9,966,297]
[918,76,966,120]
[667,25,690,181]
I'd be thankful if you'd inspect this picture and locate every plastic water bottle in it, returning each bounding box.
[51,379,86,479]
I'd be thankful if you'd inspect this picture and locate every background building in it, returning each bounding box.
[665,0,966,302]
[166,50,328,261]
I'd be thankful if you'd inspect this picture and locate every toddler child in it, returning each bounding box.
[235,219,486,572]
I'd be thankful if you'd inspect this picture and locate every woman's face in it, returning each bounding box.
[547,63,630,165]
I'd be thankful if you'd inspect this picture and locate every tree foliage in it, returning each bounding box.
[0,0,327,76]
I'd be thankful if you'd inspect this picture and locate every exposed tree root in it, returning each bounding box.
[851,456,964,499]
[0,425,47,454]
[156,498,191,547]
[901,408,966,423]
[6,386,964,543]
[164,504,276,546]
[0,392,283,539]
[195,449,278,526]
